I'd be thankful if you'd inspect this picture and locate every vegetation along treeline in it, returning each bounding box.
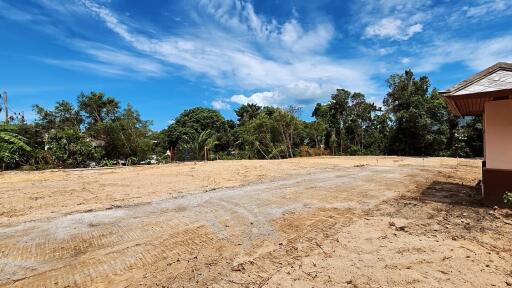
[0,70,482,170]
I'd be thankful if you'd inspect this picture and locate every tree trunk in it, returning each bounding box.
[278,123,290,158]
[339,115,344,155]
[256,142,269,160]
[288,127,294,158]
[339,127,343,155]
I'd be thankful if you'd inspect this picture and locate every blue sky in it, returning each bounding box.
[0,0,511,129]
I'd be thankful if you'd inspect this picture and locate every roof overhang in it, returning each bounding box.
[441,88,512,116]
[440,62,512,116]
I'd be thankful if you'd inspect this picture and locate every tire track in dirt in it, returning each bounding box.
[0,165,435,287]
[3,225,219,287]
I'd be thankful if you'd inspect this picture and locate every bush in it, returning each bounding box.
[99,159,115,167]
[45,129,103,168]
[298,146,328,157]
[504,191,512,206]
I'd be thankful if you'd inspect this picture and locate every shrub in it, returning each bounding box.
[45,129,103,168]
[504,191,512,206]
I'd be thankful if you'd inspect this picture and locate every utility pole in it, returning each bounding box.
[2,91,8,123]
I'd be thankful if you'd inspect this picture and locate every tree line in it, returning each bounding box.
[0,70,482,170]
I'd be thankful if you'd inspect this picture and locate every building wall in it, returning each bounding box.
[485,99,512,170]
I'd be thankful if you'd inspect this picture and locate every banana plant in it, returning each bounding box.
[0,124,32,169]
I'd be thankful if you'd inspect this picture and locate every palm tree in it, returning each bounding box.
[180,130,216,161]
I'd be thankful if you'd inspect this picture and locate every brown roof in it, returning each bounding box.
[440,62,512,116]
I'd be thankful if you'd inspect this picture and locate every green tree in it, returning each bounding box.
[237,112,281,159]
[44,128,103,168]
[166,107,230,160]
[458,116,483,157]
[346,92,378,153]
[313,90,381,155]
[365,111,391,155]
[235,106,303,159]
[103,104,153,161]
[180,130,218,160]
[235,103,262,125]
[273,108,302,158]
[32,101,97,168]
[311,103,330,151]
[305,120,327,149]
[383,70,450,156]
[328,89,350,154]
[78,92,119,126]
[34,100,83,131]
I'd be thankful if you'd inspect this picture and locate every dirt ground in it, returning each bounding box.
[0,156,511,287]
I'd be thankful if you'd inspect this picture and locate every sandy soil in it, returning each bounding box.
[0,156,511,287]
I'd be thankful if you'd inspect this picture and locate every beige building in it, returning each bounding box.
[441,62,512,207]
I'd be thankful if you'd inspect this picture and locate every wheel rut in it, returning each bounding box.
[0,165,428,287]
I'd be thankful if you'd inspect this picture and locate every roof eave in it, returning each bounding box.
[441,95,462,116]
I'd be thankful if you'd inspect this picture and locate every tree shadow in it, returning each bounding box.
[419,181,482,207]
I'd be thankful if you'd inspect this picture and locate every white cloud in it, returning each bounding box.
[0,1,164,79]
[229,80,337,107]
[7,0,510,112]
[198,0,281,42]
[211,99,231,110]
[378,47,395,55]
[279,20,334,53]
[356,0,430,41]
[198,0,334,54]
[79,0,377,107]
[463,0,510,17]
[411,35,512,73]
[0,1,39,22]
[353,0,512,77]
[406,24,423,36]
[39,58,131,76]
[1,0,382,109]
[230,91,279,106]
[364,17,423,40]
[39,42,165,77]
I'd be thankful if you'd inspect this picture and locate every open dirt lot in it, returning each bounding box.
[0,157,511,287]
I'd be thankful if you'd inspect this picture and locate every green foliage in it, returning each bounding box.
[1,69,486,170]
[235,103,261,125]
[233,106,303,159]
[304,121,327,149]
[148,130,169,158]
[102,104,153,161]
[179,130,217,160]
[461,116,483,157]
[4,91,155,169]
[166,107,230,160]
[78,91,120,126]
[312,89,382,155]
[504,191,512,206]
[237,111,282,159]
[0,124,32,169]
[44,128,103,168]
[383,70,447,156]
[34,100,83,131]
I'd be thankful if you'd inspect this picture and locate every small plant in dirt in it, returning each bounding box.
[504,191,512,206]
